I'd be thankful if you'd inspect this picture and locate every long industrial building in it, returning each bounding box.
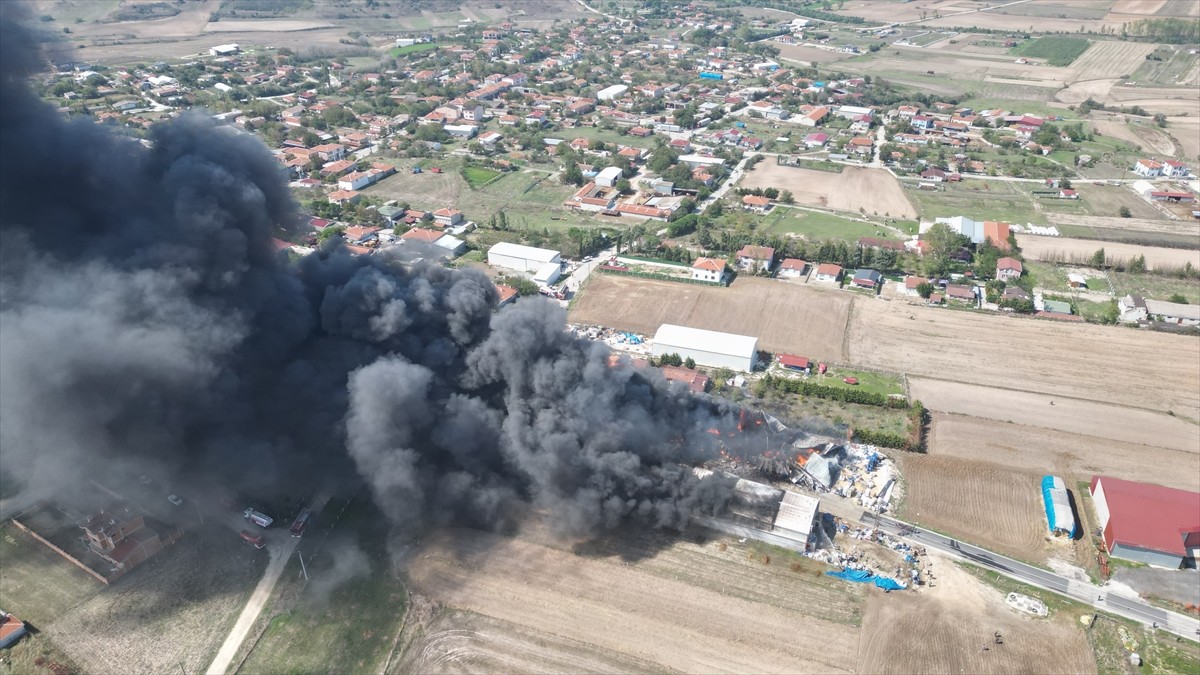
[1090,476,1200,569]
[651,324,758,371]
[487,242,562,286]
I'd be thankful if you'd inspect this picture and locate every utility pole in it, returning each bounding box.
[297,549,309,581]
[193,501,204,525]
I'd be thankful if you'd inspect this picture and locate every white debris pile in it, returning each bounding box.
[825,444,898,514]
[804,519,936,589]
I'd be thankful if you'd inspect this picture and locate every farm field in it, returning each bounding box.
[0,523,102,627]
[846,295,1200,417]
[570,275,851,363]
[926,412,1200,492]
[47,525,266,675]
[907,378,1199,453]
[774,42,853,65]
[1067,39,1159,79]
[1017,234,1200,270]
[739,165,917,219]
[1011,37,1091,66]
[857,552,1096,674]
[405,527,864,673]
[1072,182,1164,220]
[895,455,1049,563]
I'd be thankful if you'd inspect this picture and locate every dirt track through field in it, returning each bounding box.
[1017,235,1200,269]
[927,412,1200,492]
[896,454,1049,563]
[570,275,850,362]
[909,378,1199,453]
[847,296,1200,418]
[739,165,917,220]
[407,529,862,673]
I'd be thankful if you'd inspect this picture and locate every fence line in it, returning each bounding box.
[10,515,109,585]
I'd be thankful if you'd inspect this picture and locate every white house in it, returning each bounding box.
[444,124,478,139]
[691,257,726,283]
[433,208,464,227]
[1118,295,1148,323]
[1133,159,1164,177]
[813,263,843,283]
[488,242,562,273]
[777,258,808,279]
[1163,160,1192,178]
[735,245,774,272]
[996,257,1023,281]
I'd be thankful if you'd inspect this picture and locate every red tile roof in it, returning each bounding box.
[815,263,842,277]
[779,258,807,272]
[1092,476,1200,556]
[777,354,809,369]
[401,228,442,243]
[692,257,725,272]
[659,365,709,393]
[736,245,774,260]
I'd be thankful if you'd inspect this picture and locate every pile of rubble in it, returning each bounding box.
[806,519,937,590]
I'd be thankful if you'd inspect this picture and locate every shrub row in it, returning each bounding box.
[759,375,909,409]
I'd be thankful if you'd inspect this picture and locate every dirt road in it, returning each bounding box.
[205,493,327,675]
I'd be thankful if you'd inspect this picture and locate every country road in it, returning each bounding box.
[868,513,1200,641]
[205,492,329,675]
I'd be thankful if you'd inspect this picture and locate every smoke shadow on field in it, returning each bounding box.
[570,523,720,563]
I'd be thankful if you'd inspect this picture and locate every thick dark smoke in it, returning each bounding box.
[0,8,748,539]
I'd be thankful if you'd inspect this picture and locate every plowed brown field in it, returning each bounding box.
[895,455,1049,563]
[570,275,851,362]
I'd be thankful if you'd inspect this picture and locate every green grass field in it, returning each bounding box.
[389,43,438,57]
[811,367,906,398]
[462,165,501,188]
[759,208,899,242]
[1010,37,1091,66]
[1110,271,1200,304]
[905,180,1045,224]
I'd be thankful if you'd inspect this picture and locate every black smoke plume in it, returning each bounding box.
[0,8,753,540]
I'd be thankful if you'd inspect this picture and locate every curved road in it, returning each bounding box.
[867,513,1200,641]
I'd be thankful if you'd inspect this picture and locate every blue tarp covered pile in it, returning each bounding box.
[826,568,906,591]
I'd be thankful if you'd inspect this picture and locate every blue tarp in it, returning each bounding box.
[1041,475,1076,538]
[826,568,906,591]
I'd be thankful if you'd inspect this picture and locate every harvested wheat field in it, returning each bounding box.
[1017,235,1200,270]
[908,378,1200,453]
[927,412,1200,492]
[857,552,1096,674]
[895,454,1049,563]
[570,275,851,362]
[406,527,864,673]
[738,165,917,220]
[1070,40,1159,81]
[847,297,1200,417]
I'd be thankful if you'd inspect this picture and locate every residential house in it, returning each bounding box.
[797,106,828,127]
[742,194,772,212]
[813,263,843,283]
[327,189,361,204]
[945,284,976,303]
[433,207,464,227]
[496,284,519,308]
[847,136,874,155]
[778,258,808,279]
[1118,295,1148,323]
[1162,159,1191,177]
[851,268,882,290]
[777,354,811,373]
[691,257,726,283]
[1002,286,1031,302]
[563,182,617,212]
[1133,159,1164,177]
[802,132,828,149]
[996,257,1023,281]
[903,275,928,296]
[343,225,381,244]
[735,245,775,272]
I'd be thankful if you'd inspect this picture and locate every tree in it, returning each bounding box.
[561,163,584,186]
[1128,254,1147,273]
[779,190,794,204]
[922,222,967,276]
[916,282,933,299]
[497,275,539,297]
[684,357,696,369]
[615,178,631,194]
[1168,293,1188,304]
[1153,112,1167,128]
[1118,205,1132,218]
[1090,247,1107,268]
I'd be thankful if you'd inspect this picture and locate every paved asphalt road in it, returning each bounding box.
[867,513,1200,641]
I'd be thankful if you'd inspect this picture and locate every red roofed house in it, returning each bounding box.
[0,612,26,649]
[778,258,808,279]
[495,284,519,307]
[401,227,443,244]
[433,208,464,226]
[660,365,710,393]
[777,354,810,373]
[742,194,772,212]
[691,256,726,284]
[813,263,842,284]
[1090,476,1200,569]
[903,275,928,296]
[996,257,1022,281]
[735,245,775,272]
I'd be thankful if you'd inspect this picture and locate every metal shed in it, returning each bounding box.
[651,324,758,372]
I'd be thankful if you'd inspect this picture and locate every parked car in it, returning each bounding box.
[842,377,859,385]
[167,494,184,506]
[239,530,265,549]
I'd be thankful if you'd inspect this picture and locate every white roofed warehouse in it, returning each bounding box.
[488,242,562,274]
[651,324,758,372]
